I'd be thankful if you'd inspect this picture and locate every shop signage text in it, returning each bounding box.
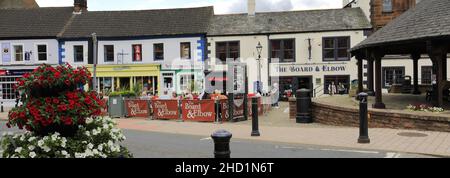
[271,64,347,74]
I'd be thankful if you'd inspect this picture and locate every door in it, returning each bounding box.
[161,72,175,93]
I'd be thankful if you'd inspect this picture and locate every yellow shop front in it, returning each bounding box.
[87,64,161,95]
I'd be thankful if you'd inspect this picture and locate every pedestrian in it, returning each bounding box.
[159,91,171,100]
[270,83,280,108]
[328,82,337,96]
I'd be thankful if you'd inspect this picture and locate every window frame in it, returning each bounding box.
[12,44,24,62]
[104,45,115,63]
[35,44,48,61]
[179,74,195,92]
[132,44,143,62]
[153,43,164,61]
[382,0,393,13]
[382,66,406,88]
[322,36,351,62]
[180,42,191,60]
[73,45,84,63]
[421,66,433,85]
[215,41,240,63]
[270,39,296,63]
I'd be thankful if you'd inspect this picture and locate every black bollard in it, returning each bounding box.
[358,92,370,144]
[211,130,232,158]
[251,97,260,136]
[296,89,312,123]
[1,102,3,113]
[215,100,221,123]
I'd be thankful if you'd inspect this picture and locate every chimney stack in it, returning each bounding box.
[74,0,87,13]
[248,0,255,16]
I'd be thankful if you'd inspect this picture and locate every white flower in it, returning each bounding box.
[97,145,103,151]
[86,118,94,124]
[37,140,45,147]
[29,152,36,158]
[93,149,99,155]
[87,143,94,149]
[61,141,66,148]
[28,137,36,142]
[75,153,86,158]
[108,140,114,147]
[15,147,23,153]
[19,135,25,141]
[28,145,35,151]
[43,146,51,153]
[85,131,91,136]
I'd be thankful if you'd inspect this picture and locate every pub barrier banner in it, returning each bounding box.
[152,100,179,120]
[181,100,216,122]
[125,99,150,118]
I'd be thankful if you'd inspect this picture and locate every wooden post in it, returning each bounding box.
[371,50,386,109]
[427,41,448,107]
[411,53,421,95]
[367,58,375,96]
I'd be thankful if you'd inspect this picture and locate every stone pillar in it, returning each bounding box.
[372,51,386,109]
[411,53,421,95]
[367,58,375,96]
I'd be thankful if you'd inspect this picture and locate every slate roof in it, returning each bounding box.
[0,7,74,39]
[351,0,450,52]
[60,6,214,38]
[207,7,371,36]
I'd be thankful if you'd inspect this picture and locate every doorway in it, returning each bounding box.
[161,72,175,93]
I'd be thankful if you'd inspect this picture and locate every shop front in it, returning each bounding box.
[161,62,205,95]
[87,64,160,95]
[0,68,34,101]
[270,62,355,99]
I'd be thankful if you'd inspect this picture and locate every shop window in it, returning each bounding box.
[382,67,405,88]
[383,0,393,13]
[74,45,84,62]
[216,41,240,63]
[99,77,112,94]
[322,37,350,61]
[270,39,295,63]
[180,42,191,59]
[421,66,433,84]
[104,45,114,62]
[179,74,195,92]
[154,43,164,61]
[132,44,142,62]
[13,45,23,62]
[37,45,47,61]
[324,75,350,95]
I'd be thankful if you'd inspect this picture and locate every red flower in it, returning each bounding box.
[54,71,61,79]
[62,117,73,125]
[64,79,71,86]
[57,104,68,112]
[6,123,11,128]
[52,98,60,104]
[45,97,52,103]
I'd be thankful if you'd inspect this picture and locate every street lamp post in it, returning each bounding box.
[91,33,98,92]
[256,42,263,94]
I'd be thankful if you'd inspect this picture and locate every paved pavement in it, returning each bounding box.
[117,119,450,157]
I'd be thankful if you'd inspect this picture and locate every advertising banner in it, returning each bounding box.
[125,99,150,118]
[233,98,245,119]
[181,100,215,122]
[152,100,179,120]
[2,43,11,63]
[220,99,229,121]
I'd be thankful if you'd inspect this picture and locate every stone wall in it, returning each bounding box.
[312,101,450,132]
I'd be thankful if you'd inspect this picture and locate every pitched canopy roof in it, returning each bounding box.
[351,0,450,53]
[0,7,74,39]
[0,0,39,9]
[207,7,371,36]
[60,6,214,39]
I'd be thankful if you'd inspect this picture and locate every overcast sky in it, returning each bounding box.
[36,0,342,14]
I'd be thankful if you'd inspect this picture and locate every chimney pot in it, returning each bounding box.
[74,0,87,13]
[248,0,255,16]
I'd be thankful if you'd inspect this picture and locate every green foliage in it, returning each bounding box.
[109,91,137,97]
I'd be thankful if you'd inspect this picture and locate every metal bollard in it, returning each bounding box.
[215,100,221,123]
[251,97,260,136]
[211,130,232,158]
[296,89,312,123]
[1,102,3,113]
[358,92,370,144]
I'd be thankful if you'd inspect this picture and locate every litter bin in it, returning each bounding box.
[108,96,125,118]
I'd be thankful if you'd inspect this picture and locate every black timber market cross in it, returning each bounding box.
[350,0,450,108]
